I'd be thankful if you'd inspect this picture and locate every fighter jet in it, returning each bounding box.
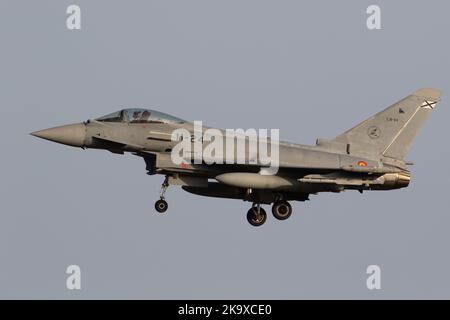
[31,88,440,226]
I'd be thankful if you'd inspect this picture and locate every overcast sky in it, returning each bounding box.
[1,0,449,299]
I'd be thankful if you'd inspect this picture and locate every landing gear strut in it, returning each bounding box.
[246,203,267,227]
[154,176,169,213]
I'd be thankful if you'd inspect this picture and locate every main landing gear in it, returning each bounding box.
[154,176,169,213]
[272,200,292,220]
[246,204,267,227]
[247,200,293,227]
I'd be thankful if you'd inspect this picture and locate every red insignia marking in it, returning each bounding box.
[357,161,367,167]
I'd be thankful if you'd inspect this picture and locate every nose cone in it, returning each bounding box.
[31,123,86,147]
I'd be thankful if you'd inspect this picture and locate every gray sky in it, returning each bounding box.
[0,0,449,299]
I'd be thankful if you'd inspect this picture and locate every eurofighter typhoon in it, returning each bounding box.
[31,88,440,226]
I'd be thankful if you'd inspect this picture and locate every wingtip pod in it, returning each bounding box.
[412,88,441,101]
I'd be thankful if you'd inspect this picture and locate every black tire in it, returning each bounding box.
[246,207,267,227]
[272,201,292,220]
[155,199,168,213]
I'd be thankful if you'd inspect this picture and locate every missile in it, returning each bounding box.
[340,165,403,174]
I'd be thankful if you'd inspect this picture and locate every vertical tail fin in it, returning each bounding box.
[333,88,441,160]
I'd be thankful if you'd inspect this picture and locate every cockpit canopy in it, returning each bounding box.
[96,108,186,124]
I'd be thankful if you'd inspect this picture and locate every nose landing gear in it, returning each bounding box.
[154,176,169,213]
[155,199,168,213]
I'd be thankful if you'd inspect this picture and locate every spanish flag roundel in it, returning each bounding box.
[357,160,367,167]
